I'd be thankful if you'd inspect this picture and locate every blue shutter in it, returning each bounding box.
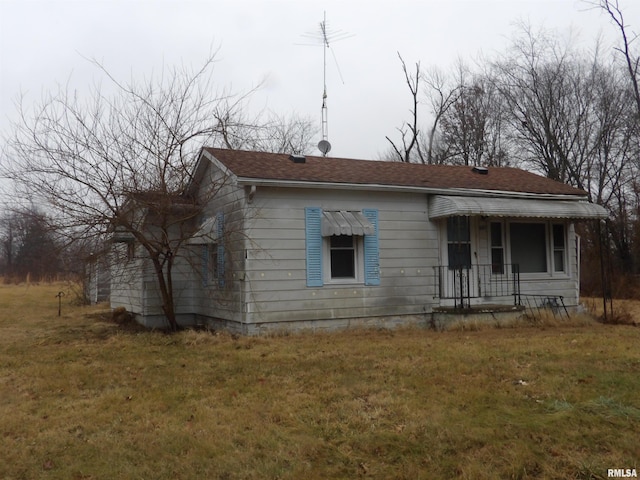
[305,207,323,287]
[216,212,225,288]
[363,209,380,286]
[201,245,209,287]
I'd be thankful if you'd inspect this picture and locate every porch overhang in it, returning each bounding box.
[429,195,608,220]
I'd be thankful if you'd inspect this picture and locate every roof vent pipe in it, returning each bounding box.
[472,166,489,175]
[290,154,306,164]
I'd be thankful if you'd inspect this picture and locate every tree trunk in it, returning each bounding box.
[151,254,179,331]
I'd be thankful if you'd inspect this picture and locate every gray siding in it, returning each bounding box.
[110,242,144,314]
[192,162,248,324]
[240,188,437,325]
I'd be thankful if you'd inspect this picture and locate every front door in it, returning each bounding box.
[440,216,479,307]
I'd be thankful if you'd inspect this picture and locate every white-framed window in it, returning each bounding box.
[490,222,505,274]
[507,221,567,275]
[323,235,364,283]
[510,222,548,273]
[552,224,566,273]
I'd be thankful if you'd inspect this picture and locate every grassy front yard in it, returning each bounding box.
[0,283,638,479]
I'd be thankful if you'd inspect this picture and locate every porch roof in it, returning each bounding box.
[429,195,608,220]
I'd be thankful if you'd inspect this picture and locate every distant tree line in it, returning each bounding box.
[0,208,62,282]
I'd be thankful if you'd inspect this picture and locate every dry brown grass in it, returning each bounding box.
[582,296,640,326]
[1,283,639,479]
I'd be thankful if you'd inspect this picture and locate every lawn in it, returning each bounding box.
[0,283,638,479]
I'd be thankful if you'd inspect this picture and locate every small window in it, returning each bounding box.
[490,222,504,274]
[447,216,471,269]
[330,235,356,279]
[553,224,565,272]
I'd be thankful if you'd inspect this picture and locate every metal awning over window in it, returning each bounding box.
[187,216,219,244]
[322,210,375,236]
[429,195,608,220]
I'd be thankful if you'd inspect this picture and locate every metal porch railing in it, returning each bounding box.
[521,295,569,320]
[433,263,521,308]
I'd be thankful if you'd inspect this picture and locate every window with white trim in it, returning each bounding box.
[510,222,547,273]
[552,224,566,272]
[323,234,363,282]
[507,221,567,275]
[490,222,505,274]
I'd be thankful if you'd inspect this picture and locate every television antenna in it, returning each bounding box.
[299,12,353,156]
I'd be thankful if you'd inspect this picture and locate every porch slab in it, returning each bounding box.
[431,304,525,331]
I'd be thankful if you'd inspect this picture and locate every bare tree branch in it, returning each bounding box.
[1,54,317,329]
[386,53,423,163]
[590,0,640,119]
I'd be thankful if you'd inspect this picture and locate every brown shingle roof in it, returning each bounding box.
[203,148,587,197]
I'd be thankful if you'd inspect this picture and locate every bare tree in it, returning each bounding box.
[223,111,317,154]
[436,61,508,166]
[591,0,640,118]
[386,53,423,163]
[1,54,313,330]
[385,56,462,164]
[492,23,640,272]
[492,24,599,188]
[212,96,317,154]
[421,66,463,164]
[587,0,640,274]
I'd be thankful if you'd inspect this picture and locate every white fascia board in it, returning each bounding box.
[234,177,589,202]
[201,149,239,185]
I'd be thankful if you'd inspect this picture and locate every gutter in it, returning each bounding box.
[233,177,591,202]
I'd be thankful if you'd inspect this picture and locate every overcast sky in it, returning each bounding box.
[1,0,637,160]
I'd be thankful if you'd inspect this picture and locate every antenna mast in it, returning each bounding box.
[320,12,330,148]
[300,12,352,156]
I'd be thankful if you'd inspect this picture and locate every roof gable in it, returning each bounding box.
[202,147,587,197]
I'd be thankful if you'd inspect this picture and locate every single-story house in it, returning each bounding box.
[110,148,607,333]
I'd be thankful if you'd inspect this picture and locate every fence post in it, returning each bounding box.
[56,291,65,316]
